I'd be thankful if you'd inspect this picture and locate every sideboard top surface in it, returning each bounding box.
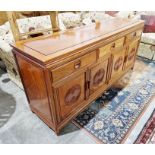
[13,18,144,64]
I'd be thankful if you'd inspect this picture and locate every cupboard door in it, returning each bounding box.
[125,40,139,69]
[55,73,85,119]
[111,48,126,79]
[90,59,109,94]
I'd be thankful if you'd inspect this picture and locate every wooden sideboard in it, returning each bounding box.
[12,18,144,135]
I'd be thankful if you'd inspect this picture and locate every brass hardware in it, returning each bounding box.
[132,32,137,37]
[111,42,115,49]
[74,60,81,69]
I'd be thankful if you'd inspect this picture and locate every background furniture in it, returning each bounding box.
[0,11,60,88]
[137,13,155,60]
[12,18,144,134]
[110,11,155,61]
[138,33,155,60]
[0,11,8,71]
[7,11,59,41]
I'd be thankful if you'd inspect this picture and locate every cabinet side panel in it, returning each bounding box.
[16,55,53,122]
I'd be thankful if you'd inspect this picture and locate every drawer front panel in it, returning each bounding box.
[52,51,96,82]
[56,73,85,119]
[126,29,142,43]
[99,37,125,58]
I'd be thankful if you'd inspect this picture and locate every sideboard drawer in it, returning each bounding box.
[126,29,142,43]
[52,51,96,82]
[99,37,125,58]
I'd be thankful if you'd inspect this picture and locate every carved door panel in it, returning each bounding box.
[125,40,139,69]
[111,49,126,79]
[55,73,85,119]
[90,59,109,94]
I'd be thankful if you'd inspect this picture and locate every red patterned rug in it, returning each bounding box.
[135,110,155,144]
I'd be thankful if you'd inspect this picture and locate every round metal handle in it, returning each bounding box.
[132,32,137,37]
[74,60,81,69]
[110,42,116,50]
[111,42,115,48]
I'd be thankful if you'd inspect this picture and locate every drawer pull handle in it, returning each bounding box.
[132,32,137,37]
[74,60,81,69]
[111,42,115,49]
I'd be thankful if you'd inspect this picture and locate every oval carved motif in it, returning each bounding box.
[65,84,81,105]
[93,68,105,86]
[114,57,123,71]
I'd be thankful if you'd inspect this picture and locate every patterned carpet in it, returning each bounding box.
[73,58,155,144]
[135,110,155,144]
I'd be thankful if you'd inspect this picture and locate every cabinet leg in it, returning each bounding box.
[55,128,60,136]
[31,109,35,114]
